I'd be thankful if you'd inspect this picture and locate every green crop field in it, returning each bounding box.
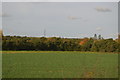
[2,51,118,78]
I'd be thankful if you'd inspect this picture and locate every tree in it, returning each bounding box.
[2,35,119,52]
[98,35,102,40]
[81,38,94,51]
[94,34,97,39]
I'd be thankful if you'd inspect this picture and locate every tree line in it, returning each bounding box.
[2,34,120,52]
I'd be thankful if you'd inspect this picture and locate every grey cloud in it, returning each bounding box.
[68,16,81,20]
[96,27,102,31]
[95,7,111,12]
[0,13,10,17]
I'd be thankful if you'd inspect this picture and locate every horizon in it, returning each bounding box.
[3,34,118,40]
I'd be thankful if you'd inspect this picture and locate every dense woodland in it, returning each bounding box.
[2,34,120,52]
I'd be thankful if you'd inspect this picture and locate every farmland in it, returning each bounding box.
[2,51,118,78]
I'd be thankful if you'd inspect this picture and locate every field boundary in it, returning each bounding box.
[2,51,118,54]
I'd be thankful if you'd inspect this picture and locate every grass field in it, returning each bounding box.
[2,51,118,78]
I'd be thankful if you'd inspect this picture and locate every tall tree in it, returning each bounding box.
[98,35,102,40]
[94,34,97,39]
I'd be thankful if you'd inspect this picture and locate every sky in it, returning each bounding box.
[2,2,118,39]
[2,0,119,2]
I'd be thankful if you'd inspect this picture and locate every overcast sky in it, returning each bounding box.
[2,2,118,39]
